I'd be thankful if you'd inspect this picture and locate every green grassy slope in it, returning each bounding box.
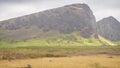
[98,35,116,46]
[0,32,117,48]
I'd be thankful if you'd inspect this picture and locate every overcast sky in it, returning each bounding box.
[0,0,120,21]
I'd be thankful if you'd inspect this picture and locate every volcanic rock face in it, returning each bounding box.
[97,16,120,41]
[0,3,97,40]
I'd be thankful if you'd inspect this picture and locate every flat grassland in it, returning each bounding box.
[0,46,120,68]
[0,55,120,68]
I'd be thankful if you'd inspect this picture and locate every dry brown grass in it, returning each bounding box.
[0,55,120,68]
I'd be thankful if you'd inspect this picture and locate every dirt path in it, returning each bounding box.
[0,55,120,68]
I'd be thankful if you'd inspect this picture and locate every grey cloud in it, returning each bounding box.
[1,0,120,8]
[0,0,43,4]
[87,0,120,9]
[0,0,38,2]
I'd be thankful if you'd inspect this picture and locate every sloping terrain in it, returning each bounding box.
[0,3,117,46]
[97,16,120,41]
[0,4,97,40]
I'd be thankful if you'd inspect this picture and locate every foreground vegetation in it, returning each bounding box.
[0,33,119,68]
[0,46,120,60]
[0,55,120,68]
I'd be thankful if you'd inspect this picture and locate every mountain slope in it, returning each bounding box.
[0,3,115,46]
[97,16,120,41]
[0,3,97,40]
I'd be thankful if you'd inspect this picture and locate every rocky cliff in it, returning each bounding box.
[0,3,97,40]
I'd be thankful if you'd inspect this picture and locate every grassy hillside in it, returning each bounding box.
[0,33,105,48]
[0,33,117,48]
[98,35,116,46]
[0,33,119,60]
